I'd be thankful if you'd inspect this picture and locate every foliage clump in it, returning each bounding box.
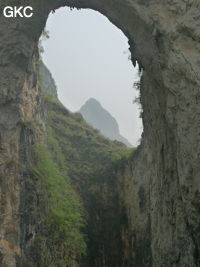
[33,143,86,266]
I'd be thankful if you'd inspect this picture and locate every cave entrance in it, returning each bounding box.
[40,7,143,147]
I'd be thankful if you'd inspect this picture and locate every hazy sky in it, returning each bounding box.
[42,7,143,146]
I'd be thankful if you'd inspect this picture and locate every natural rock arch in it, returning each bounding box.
[0,0,199,266]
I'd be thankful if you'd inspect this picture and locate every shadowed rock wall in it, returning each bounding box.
[0,0,199,266]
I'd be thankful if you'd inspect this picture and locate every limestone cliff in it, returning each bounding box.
[38,60,58,99]
[0,0,199,266]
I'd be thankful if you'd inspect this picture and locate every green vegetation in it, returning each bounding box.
[42,93,135,266]
[44,93,131,183]
[33,143,86,266]
[28,89,136,266]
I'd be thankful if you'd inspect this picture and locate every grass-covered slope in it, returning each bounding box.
[33,144,86,267]
[45,94,130,185]
[28,93,135,266]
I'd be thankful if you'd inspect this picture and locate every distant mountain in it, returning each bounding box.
[38,62,132,147]
[79,98,132,147]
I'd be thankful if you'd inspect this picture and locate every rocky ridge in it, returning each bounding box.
[79,98,132,147]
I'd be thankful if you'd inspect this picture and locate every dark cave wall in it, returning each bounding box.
[0,0,199,266]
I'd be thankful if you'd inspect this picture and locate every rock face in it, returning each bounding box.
[38,60,58,98]
[0,0,199,266]
[79,98,132,147]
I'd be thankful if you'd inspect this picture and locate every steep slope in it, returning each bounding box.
[44,95,133,267]
[22,89,134,266]
[79,98,132,147]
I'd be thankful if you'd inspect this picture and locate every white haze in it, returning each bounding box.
[42,7,143,146]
